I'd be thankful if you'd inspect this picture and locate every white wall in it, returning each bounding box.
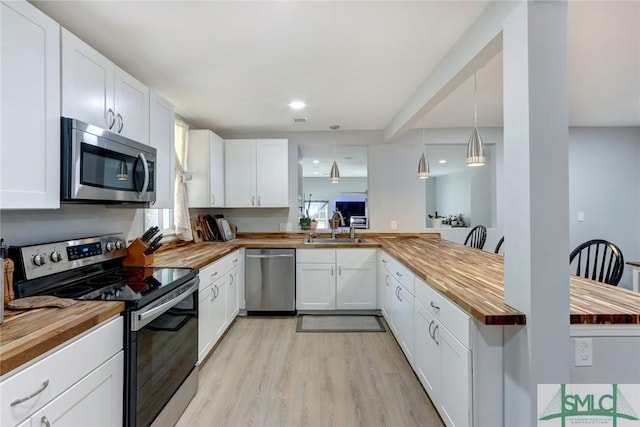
[0,205,142,246]
[568,127,640,290]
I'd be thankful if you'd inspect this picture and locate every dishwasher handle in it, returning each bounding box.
[246,254,294,259]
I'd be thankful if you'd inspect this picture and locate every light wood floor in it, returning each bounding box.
[176,316,444,427]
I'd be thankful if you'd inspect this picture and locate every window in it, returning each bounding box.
[144,208,174,235]
[308,200,330,229]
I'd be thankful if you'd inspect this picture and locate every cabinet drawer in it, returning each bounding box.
[380,252,414,295]
[415,277,471,348]
[296,249,335,263]
[0,317,123,427]
[201,251,240,289]
[415,278,471,348]
[337,248,376,264]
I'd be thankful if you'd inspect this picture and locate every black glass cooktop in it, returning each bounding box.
[50,266,196,305]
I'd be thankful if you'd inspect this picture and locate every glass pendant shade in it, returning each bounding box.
[329,160,340,183]
[116,159,129,181]
[417,152,430,179]
[466,127,486,167]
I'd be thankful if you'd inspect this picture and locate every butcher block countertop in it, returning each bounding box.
[0,301,124,376]
[153,234,640,326]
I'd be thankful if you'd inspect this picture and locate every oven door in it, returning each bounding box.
[127,281,198,427]
[62,117,156,204]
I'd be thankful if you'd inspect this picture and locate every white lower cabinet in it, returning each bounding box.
[30,352,123,427]
[414,277,472,427]
[296,249,376,311]
[0,317,123,427]
[379,251,414,364]
[198,250,241,364]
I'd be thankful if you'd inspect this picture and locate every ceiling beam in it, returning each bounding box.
[383,1,518,143]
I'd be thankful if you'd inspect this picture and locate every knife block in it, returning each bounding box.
[123,238,154,266]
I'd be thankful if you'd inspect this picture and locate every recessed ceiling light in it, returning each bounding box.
[439,160,447,164]
[313,171,319,175]
[312,159,320,164]
[289,101,306,110]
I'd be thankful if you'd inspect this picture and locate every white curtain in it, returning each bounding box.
[174,118,193,241]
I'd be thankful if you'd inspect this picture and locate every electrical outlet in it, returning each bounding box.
[279,223,292,232]
[578,211,585,222]
[574,338,593,366]
[391,220,397,230]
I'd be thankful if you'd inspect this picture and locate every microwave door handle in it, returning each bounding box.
[137,152,149,199]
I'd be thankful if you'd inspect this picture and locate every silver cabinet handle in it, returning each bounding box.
[428,320,435,339]
[382,259,387,264]
[397,286,402,301]
[106,108,115,129]
[229,273,234,285]
[210,286,215,301]
[116,113,124,133]
[257,195,261,206]
[396,271,403,277]
[232,258,238,264]
[41,416,51,427]
[214,285,219,299]
[384,274,390,286]
[338,266,342,276]
[433,324,439,346]
[430,301,440,311]
[251,196,255,206]
[11,380,49,406]
[211,271,218,278]
[211,194,216,206]
[331,266,334,276]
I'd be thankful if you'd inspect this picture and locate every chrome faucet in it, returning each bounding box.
[331,210,345,239]
[349,219,356,239]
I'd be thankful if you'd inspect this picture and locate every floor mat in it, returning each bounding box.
[296,315,385,332]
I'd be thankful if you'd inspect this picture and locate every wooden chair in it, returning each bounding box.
[569,239,624,286]
[463,225,487,250]
[494,236,504,254]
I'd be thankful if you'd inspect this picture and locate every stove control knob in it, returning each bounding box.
[115,240,124,250]
[105,241,115,252]
[33,253,47,266]
[50,251,63,263]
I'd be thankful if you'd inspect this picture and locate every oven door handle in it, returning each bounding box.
[133,281,197,331]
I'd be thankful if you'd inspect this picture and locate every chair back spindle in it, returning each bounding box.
[464,225,487,250]
[569,239,624,286]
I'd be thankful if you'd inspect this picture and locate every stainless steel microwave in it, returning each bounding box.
[61,117,156,205]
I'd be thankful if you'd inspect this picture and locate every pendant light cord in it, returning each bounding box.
[474,72,478,128]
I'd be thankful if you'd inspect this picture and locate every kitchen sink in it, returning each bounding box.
[304,238,367,244]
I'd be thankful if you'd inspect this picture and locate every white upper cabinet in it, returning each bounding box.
[149,92,175,209]
[225,139,289,207]
[0,0,60,209]
[61,28,149,144]
[187,130,225,208]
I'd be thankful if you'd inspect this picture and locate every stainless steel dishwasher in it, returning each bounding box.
[245,248,296,315]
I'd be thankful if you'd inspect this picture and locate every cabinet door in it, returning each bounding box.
[149,92,175,208]
[31,352,123,427]
[336,262,376,309]
[439,324,472,427]
[255,139,288,207]
[61,28,114,131]
[225,267,239,322]
[296,263,335,310]
[224,139,256,207]
[114,67,149,143]
[187,130,212,207]
[209,132,225,207]
[396,284,415,364]
[212,277,228,344]
[414,301,441,407]
[198,286,214,363]
[1,1,60,209]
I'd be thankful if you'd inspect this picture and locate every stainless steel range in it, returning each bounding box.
[9,234,199,427]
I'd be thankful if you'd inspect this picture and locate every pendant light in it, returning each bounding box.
[466,72,486,167]
[417,121,430,179]
[329,125,340,183]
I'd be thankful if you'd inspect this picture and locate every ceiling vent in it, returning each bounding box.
[292,117,308,124]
